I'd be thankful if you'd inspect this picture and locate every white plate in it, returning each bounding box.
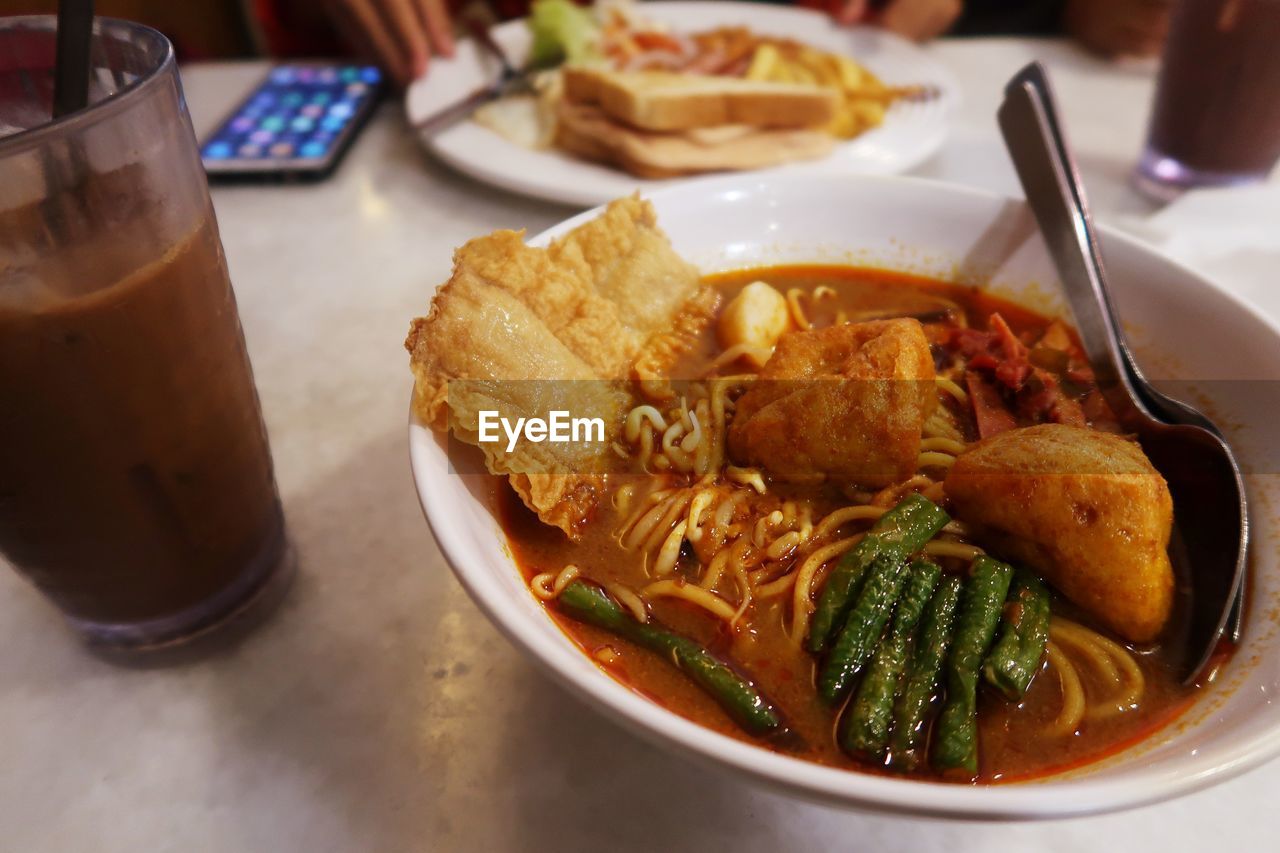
[406,2,958,206]
[408,173,1280,818]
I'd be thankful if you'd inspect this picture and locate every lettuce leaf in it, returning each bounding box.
[528,0,600,67]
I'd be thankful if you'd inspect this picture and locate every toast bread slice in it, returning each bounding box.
[555,101,835,178]
[562,67,839,132]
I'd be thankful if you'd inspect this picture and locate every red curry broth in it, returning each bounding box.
[498,265,1201,783]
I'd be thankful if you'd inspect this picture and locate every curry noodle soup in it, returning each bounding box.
[405,199,1227,784]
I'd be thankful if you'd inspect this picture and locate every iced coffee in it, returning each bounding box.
[1136,0,1280,199]
[0,17,289,646]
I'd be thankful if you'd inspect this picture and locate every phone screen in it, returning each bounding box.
[201,64,384,179]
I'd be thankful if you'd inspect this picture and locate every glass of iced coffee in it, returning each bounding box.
[0,17,291,648]
[1134,0,1280,201]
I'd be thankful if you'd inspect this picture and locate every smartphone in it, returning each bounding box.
[201,64,384,182]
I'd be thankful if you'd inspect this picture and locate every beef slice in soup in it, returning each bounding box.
[945,423,1174,644]
[727,318,936,486]
[406,197,711,538]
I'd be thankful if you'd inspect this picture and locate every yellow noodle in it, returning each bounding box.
[613,484,665,539]
[712,489,748,534]
[594,646,621,665]
[766,530,804,560]
[917,451,957,470]
[754,570,798,599]
[552,564,580,595]
[686,490,716,543]
[813,285,837,300]
[641,491,693,554]
[1047,640,1086,736]
[661,419,695,471]
[753,510,785,548]
[920,437,968,455]
[529,564,581,600]
[922,540,985,561]
[653,520,688,575]
[730,535,762,572]
[924,413,965,442]
[873,474,934,506]
[666,451,696,474]
[643,580,737,621]
[707,381,733,474]
[936,376,970,405]
[623,492,679,550]
[604,583,649,623]
[638,422,656,469]
[1051,618,1145,716]
[612,483,636,513]
[727,466,767,494]
[790,535,864,642]
[797,505,814,542]
[1054,626,1122,685]
[680,410,703,453]
[645,487,677,505]
[692,399,712,477]
[529,572,559,601]
[700,547,732,591]
[1110,654,1145,711]
[813,505,888,539]
[728,553,753,626]
[625,405,668,443]
[1051,618,1143,686]
[786,288,812,330]
[706,343,773,374]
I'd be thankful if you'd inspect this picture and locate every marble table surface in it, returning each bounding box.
[3,37,1278,852]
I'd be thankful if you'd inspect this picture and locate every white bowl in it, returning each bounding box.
[409,173,1280,819]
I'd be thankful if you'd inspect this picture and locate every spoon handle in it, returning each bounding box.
[996,64,1149,428]
[999,62,1248,662]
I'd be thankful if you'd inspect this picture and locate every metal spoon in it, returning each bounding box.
[997,61,1248,682]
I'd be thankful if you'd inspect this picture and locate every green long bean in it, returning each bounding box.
[557,579,783,737]
[932,556,1015,775]
[807,494,950,655]
[839,560,942,759]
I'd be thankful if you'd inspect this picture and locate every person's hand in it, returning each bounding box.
[1063,0,1171,58]
[324,0,456,87]
[836,0,963,42]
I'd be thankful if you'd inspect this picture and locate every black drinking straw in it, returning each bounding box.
[52,0,94,118]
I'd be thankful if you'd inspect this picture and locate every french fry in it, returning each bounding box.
[726,32,905,139]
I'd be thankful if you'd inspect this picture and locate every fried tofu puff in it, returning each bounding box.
[728,319,936,486]
[945,424,1174,644]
